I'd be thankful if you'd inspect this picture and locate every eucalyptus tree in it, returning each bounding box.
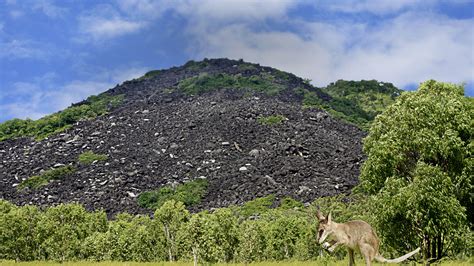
[359,80,473,260]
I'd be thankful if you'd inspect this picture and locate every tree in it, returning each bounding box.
[358,80,473,261]
[262,210,309,260]
[154,200,189,262]
[36,204,107,261]
[180,208,238,265]
[236,219,266,262]
[0,204,40,261]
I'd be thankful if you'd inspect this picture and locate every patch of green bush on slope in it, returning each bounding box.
[0,93,124,142]
[78,151,108,165]
[178,72,285,95]
[258,115,286,125]
[138,179,208,209]
[18,165,76,190]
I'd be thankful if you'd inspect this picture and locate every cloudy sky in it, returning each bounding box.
[1,0,473,122]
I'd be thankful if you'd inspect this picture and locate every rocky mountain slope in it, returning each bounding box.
[0,58,369,215]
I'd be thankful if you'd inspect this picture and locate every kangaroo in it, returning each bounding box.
[316,209,420,266]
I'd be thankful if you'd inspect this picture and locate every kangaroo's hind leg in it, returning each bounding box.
[359,243,375,266]
[348,248,355,266]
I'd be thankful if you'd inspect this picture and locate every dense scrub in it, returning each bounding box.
[1,194,471,264]
[0,198,318,263]
[137,179,208,209]
[296,80,402,130]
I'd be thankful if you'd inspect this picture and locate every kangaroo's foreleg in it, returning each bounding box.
[348,248,355,266]
[327,241,341,252]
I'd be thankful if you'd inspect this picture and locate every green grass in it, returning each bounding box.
[257,115,286,125]
[78,151,108,164]
[1,260,472,266]
[138,179,208,209]
[0,94,124,142]
[18,165,76,190]
[177,72,285,96]
[139,70,164,80]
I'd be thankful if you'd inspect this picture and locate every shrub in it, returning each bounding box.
[78,151,108,164]
[235,194,276,218]
[138,179,208,209]
[18,165,76,190]
[258,115,286,125]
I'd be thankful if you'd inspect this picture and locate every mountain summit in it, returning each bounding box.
[0,58,385,215]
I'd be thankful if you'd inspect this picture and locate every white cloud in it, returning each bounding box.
[0,39,49,60]
[118,0,295,21]
[4,0,66,18]
[180,8,473,90]
[315,0,434,15]
[32,0,67,18]
[176,0,295,21]
[78,16,145,41]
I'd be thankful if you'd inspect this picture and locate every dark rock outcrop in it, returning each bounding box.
[0,58,366,216]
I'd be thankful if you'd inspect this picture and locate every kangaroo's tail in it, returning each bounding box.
[375,247,420,263]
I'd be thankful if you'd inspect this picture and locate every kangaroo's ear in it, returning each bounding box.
[316,207,324,221]
[327,212,332,223]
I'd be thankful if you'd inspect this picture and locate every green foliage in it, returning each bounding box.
[0,204,41,261]
[358,80,473,260]
[298,87,373,130]
[18,165,76,190]
[279,197,305,210]
[323,80,401,118]
[36,204,107,262]
[177,72,285,95]
[1,194,471,263]
[372,164,469,258]
[235,195,275,218]
[78,151,108,164]
[154,200,189,262]
[139,70,163,80]
[183,60,210,71]
[82,213,163,262]
[295,80,402,130]
[235,219,267,262]
[258,115,286,125]
[238,63,257,72]
[138,179,208,209]
[180,208,238,264]
[0,94,124,141]
[262,210,312,260]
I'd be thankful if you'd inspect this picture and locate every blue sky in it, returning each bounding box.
[1,0,473,122]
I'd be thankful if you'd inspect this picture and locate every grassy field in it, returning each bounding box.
[1,260,473,266]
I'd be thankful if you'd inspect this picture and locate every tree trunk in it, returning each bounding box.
[164,225,173,262]
[423,235,430,266]
[192,246,198,266]
[437,234,442,260]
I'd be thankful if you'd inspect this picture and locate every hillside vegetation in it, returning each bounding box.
[0,59,401,143]
[320,80,402,130]
[0,93,123,141]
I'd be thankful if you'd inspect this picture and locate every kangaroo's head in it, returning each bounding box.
[316,209,334,244]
